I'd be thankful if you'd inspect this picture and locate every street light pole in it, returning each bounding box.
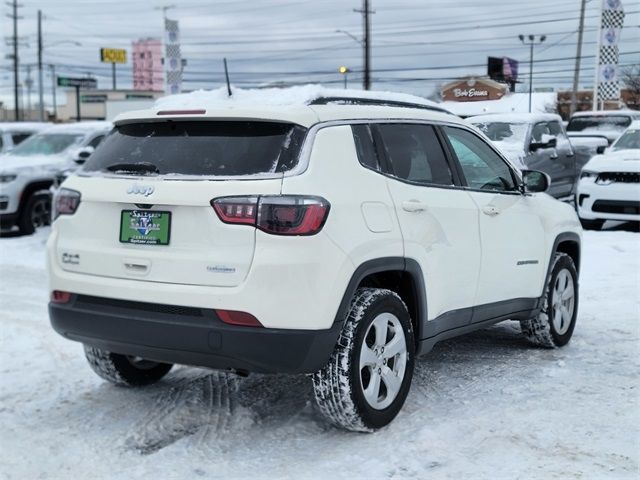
[339,66,350,89]
[519,34,546,113]
[37,10,44,121]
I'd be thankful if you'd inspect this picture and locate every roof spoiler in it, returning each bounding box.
[308,96,452,115]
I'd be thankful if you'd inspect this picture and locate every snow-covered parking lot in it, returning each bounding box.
[1,226,638,479]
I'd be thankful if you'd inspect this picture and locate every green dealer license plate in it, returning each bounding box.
[119,210,171,245]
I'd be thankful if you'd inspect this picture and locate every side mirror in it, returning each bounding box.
[530,135,557,151]
[521,169,550,193]
[74,146,94,165]
[596,145,606,154]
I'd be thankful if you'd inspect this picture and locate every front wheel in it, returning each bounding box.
[312,288,415,432]
[520,253,579,348]
[18,191,51,235]
[84,345,173,386]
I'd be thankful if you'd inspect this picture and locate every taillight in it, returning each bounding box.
[211,195,330,236]
[54,188,81,219]
[51,290,72,304]
[216,309,263,327]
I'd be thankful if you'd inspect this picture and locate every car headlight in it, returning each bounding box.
[0,174,17,183]
[580,170,597,180]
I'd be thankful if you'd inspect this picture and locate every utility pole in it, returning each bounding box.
[354,0,374,90]
[570,0,587,116]
[7,0,22,120]
[37,9,44,121]
[25,64,32,115]
[49,64,57,120]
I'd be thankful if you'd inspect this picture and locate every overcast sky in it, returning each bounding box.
[1,0,638,108]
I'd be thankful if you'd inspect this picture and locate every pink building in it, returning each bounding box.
[132,38,164,92]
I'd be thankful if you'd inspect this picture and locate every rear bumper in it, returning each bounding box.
[49,294,342,374]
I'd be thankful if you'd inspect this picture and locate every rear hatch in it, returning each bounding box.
[55,119,306,287]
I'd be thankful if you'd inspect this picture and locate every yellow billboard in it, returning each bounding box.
[100,48,127,64]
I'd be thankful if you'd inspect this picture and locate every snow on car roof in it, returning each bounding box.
[113,85,455,127]
[0,122,49,132]
[39,121,113,135]
[571,110,640,118]
[466,112,561,124]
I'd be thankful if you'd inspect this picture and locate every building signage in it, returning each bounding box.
[441,78,508,102]
[57,76,98,89]
[453,88,489,98]
[100,48,127,64]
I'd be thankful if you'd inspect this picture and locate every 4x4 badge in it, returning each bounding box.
[127,184,155,196]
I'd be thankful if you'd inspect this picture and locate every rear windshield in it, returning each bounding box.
[567,115,631,132]
[82,121,307,176]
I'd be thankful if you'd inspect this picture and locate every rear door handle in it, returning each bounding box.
[482,205,501,217]
[402,200,427,213]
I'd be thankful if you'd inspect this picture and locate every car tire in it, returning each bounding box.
[579,218,604,231]
[18,191,51,235]
[84,345,173,386]
[312,288,415,432]
[520,253,579,348]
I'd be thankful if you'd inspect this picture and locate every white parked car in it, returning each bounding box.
[567,109,640,145]
[47,89,582,431]
[577,121,640,230]
[0,121,111,234]
[0,122,48,153]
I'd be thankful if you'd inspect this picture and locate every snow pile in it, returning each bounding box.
[442,92,556,117]
[154,84,440,110]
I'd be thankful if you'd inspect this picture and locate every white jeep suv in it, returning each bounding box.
[47,91,582,431]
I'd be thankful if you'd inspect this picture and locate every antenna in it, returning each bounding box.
[223,58,232,97]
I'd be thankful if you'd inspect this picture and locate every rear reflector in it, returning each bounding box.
[211,195,330,236]
[156,109,206,115]
[216,309,263,327]
[51,290,72,304]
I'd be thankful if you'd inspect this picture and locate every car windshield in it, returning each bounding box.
[612,128,640,150]
[566,115,631,133]
[8,133,84,156]
[82,121,307,176]
[470,121,529,145]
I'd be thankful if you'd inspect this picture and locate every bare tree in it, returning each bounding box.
[621,65,640,109]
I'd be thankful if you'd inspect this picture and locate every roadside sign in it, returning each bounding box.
[100,48,127,64]
[57,76,97,89]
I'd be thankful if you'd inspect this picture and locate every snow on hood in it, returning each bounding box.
[153,84,441,110]
[491,141,527,170]
[0,153,72,175]
[582,149,640,173]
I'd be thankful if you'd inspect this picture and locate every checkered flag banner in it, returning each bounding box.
[164,18,182,95]
[597,0,625,101]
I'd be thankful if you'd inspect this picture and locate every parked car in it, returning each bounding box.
[567,110,640,145]
[47,92,581,432]
[0,122,48,153]
[0,121,111,234]
[467,113,594,200]
[576,120,640,230]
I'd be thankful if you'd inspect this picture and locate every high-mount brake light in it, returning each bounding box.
[54,188,81,219]
[211,195,330,236]
[156,109,206,115]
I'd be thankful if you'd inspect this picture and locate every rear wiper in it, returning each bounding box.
[104,162,160,175]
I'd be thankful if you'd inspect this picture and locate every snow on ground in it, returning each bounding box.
[0,226,638,479]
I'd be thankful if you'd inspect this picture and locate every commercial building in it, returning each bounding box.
[56,88,163,121]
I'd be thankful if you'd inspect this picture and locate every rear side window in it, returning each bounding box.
[376,124,454,186]
[11,133,31,145]
[82,121,307,176]
[352,124,380,171]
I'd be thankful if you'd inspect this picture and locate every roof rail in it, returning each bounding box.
[308,96,452,114]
